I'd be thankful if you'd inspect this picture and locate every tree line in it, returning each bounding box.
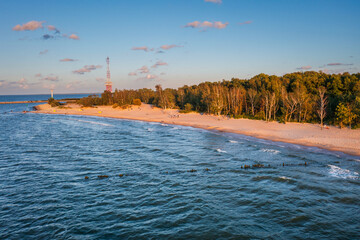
[77,71,360,129]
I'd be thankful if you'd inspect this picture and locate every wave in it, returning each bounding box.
[147,128,154,132]
[260,149,280,154]
[216,149,227,153]
[328,165,359,179]
[279,176,292,180]
[229,140,238,143]
[76,119,113,127]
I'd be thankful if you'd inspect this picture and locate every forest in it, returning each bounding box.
[77,71,360,129]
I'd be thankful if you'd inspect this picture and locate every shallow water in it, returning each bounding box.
[0,93,95,102]
[0,102,359,239]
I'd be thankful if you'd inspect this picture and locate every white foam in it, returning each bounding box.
[328,165,359,179]
[279,176,291,180]
[76,119,113,126]
[161,123,168,126]
[147,128,154,132]
[216,149,227,153]
[260,149,280,154]
[229,140,238,143]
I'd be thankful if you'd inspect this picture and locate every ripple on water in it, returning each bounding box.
[260,148,280,154]
[0,110,359,239]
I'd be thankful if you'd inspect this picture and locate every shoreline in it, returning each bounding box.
[32,103,360,157]
[0,99,79,105]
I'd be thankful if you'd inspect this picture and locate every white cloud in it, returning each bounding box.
[184,21,228,30]
[73,65,102,74]
[146,74,157,80]
[138,74,158,80]
[41,75,59,82]
[18,78,29,89]
[47,25,60,33]
[327,63,353,66]
[13,21,44,31]
[39,49,48,55]
[138,66,149,74]
[151,61,168,68]
[238,21,253,25]
[205,0,222,3]
[213,21,228,29]
[132,46,150,52]
[60,58,77,62]
[68,34,79,40]
[160,44,182,50]
[296,66,312,70]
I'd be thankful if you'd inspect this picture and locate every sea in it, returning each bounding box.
[0,94,359,239]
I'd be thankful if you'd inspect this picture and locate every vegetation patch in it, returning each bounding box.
[77,72,360,128]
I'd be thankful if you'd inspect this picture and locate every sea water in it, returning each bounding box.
[0,95,359,239]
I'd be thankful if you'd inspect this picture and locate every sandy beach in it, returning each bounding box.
[33,103,360,156]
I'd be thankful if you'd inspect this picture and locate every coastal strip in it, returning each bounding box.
[0,99,80,104]
[32,103,360,157]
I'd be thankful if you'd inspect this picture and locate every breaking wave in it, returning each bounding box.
[216,149,227,153]
[260,148,280,154]
[76,119,113,127]
[328,165,359,179]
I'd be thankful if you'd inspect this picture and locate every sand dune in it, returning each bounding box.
[32,103,360,156]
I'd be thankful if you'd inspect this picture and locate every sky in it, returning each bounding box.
[0,0,359,95]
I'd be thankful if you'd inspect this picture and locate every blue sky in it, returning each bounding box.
[0,0,359,94]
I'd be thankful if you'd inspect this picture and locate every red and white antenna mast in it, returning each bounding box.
[105,57,112,92]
